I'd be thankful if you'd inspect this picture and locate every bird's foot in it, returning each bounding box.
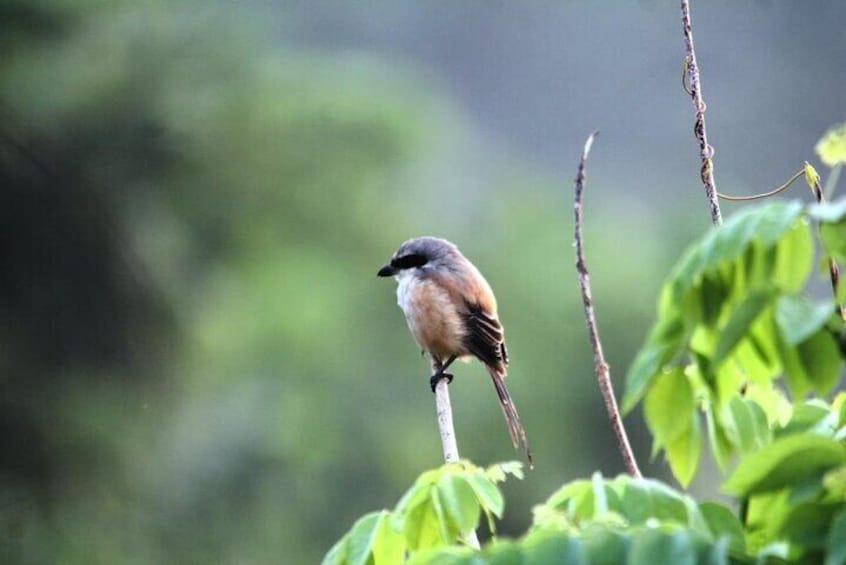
[430,372,454,393]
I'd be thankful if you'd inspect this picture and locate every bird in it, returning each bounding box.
[377,236,532,465]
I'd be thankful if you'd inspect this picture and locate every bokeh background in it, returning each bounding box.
[2,1,844,562]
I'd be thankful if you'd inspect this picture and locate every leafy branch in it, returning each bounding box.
[323,462,521,564]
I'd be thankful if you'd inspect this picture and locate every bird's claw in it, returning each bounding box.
[430,372,454,393]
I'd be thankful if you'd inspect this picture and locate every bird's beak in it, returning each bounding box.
[377,264,396,277]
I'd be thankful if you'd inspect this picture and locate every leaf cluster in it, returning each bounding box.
[625,200,846,485]
[324,462,522,565]
[326,129,846,564]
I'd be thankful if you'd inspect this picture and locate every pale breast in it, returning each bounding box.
[396,272,466,360]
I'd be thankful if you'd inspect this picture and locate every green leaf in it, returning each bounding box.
[403,488,447,550]
[581,527,630,564]
[715,320,782,394]
[521,532,586,564]
[698,273,731,328]
[825,509,846,565]
[530,504,573,532]
[465,473,504,519]
[407,546,474,565]
[779,336,812,400]
[665,413,702,487]
[744,491,791,554]
[616,477,707,533]
[372,512,406,564]
[482,540,524,565]
[395,470,439,518]
[644,368,694,451]
[771,218,814,292]
[323,511,404,565]
[816,123,846,167]
[322,534,349,565]
[699,502,745,555]
[797,330,842,397]
[779,501,839,551]
[699,537,731,565]
[743,382,793,427]
[667,201,804,305]
[835,392,846,427]
[626,201,808,416]
[705,403,734,469]
[723,434,846,496]
[590,472,609,517]
[722,397,771,454]
[754,201,806,246]
[778,400,837,438]
[775,294,834,346]
[486,461,524,482]
[627,529,699,565]
[345,511,397,565]
[544,477,630,526]
[623,314,686,412]
[779,327,843,399]
[544,480,592,515]
[823,464,846,499]
[437,474,480,534]
[819,218,846,264]
[430,486,454,543]
[712,289,774,366]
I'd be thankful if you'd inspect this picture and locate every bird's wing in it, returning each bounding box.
[422,265,508,370]
[462,302,508,372]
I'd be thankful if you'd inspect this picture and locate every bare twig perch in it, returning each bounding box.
[681,0,722,226]
[434,378,460,464]
[573,131,643,478]
[432,365,481,549]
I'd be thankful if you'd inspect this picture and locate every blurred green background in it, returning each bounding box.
[2,1,844,562]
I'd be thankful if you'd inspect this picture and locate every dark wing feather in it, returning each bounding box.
[464,302,531,466]
[463,302,508,371]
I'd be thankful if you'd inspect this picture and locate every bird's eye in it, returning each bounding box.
[391,253,428,270]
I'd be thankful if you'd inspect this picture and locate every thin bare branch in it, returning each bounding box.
[681,0,722,225]
[432,372,481,549]
[717,169,804,201]
[573,131,643,478]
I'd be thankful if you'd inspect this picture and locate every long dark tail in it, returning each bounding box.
[486,366,533,468]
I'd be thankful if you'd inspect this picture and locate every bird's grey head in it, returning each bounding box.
[376,236,459,278]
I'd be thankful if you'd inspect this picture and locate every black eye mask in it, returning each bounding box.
[391,253,428,270]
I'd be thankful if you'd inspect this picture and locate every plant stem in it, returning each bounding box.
[806,171,846,321]
[681,0,722,225]
[434,378,460,464]
[573,131,643,478]
[432,374,481,549]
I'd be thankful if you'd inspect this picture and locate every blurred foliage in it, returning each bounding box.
[625,199,846,489]
[325,461,522,564]
[816,124,846,168]
[9,0,819,563]
[2,1,437,562]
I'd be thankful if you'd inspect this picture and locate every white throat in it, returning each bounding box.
[394,270,415,314]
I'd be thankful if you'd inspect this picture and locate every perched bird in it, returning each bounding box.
[377,236,532,465]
